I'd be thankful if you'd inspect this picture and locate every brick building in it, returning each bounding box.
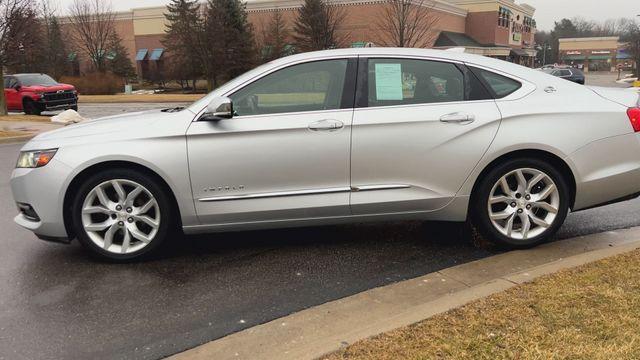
[62,0,538,79]
[559,36,636,73]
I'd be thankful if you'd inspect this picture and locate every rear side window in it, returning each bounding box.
[367,58,465,107]
[470,68,522,98]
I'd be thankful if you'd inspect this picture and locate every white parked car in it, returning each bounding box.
[10,48,640,261]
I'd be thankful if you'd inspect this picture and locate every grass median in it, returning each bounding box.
[0,115,51,123]
[0,130,33,138]
[325,249,640,360]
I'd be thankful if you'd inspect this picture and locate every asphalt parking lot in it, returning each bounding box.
[3,100,640,359]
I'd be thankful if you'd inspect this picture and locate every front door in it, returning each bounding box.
[187,58,357,225]
[350,57,503,215]
[4,77,20,110]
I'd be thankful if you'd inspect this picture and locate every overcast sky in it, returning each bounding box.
[55,0,639,31]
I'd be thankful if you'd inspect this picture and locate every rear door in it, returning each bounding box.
[350,57,503,215]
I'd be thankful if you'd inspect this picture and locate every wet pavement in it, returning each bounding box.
[1,135,640,359]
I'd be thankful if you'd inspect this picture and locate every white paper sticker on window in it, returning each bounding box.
[375,63,403,101]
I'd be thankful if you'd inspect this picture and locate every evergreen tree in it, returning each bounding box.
[44,16,69,78]
[205,0,256,82]
[261,11,290,62]
[106,33,136,80]
[162,0,202,89]
[293,0,344,52]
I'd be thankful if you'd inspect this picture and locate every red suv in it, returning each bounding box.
[3,73,78,115]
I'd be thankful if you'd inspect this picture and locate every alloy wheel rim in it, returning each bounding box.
[81,179,160,254]
[487,168,560,241]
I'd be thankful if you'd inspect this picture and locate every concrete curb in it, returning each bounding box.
[0,133,36,144]
[169,227,640,360]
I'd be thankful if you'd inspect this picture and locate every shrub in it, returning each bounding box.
[59,72,124,95]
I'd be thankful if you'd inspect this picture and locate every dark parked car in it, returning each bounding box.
[3,73,78,115]
[542,67,585,85]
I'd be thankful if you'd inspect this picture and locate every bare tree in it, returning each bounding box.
[376,0,441,48]
[0,0,32,115]
[68,0,116,72]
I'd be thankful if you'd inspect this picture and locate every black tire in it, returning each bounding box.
[23,99,42,115]
[71,105,78,112]
[470,158,570,249]
[71,168,178,261]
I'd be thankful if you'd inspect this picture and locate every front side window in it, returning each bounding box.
[367,58,465,107]
[230,59,348,116]
[5,77,17,89]
[471,67,522,98]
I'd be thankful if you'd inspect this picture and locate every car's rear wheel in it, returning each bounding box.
[471,158,570,248]
[71,168,176,261]
[23,99,42,115]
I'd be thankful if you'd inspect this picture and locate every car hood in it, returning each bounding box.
[32,109,193,142]
[22,83,75,92]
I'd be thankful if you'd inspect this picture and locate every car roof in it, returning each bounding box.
[10,73,50,77]
[267,47,549,83]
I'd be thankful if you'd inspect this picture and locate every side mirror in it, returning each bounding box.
[13,84,21,91]
[201,96,233,121]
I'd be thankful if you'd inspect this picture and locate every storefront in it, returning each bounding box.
[558,37,633,72]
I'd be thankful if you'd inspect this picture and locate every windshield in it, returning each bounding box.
[16,74,58,87]
[541,69,555,74]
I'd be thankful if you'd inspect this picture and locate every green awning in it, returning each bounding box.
[588,55,612,60]
[563,55,586,61]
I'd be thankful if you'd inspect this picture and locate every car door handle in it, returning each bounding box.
[308,119,344,131]
[440,113,475,125]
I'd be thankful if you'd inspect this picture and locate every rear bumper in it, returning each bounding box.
[570,132,640,210]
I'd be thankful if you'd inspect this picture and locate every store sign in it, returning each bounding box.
[513,33,522,42]
[591,50,611,54]
[566,51,581,55]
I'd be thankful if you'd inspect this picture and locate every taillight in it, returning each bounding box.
[628,108,640,132]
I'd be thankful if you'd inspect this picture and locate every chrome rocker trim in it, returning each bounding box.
[198,184,411,202]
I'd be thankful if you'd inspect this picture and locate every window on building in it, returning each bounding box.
[498,7,512,28]
[230,59,348,116]
[470,67,522,98]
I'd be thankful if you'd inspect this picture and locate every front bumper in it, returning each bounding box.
[10,158,74,240]
[37,97,78,111]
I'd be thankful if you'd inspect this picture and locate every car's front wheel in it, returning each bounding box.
[71,168,176,261]
[471,158,570,248]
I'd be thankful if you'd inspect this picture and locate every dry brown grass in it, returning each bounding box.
[324,249,640,360]
[78,94,205,103]
[0,115,51,123]
[0,130,32,138]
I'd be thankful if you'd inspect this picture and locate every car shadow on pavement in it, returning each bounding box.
[164,220,492,260]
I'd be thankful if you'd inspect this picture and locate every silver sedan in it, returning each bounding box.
[10,48,640,261]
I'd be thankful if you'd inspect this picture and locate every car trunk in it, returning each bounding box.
[588,86,640,108]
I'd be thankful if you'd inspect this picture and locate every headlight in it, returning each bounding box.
[16,149,58,168]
